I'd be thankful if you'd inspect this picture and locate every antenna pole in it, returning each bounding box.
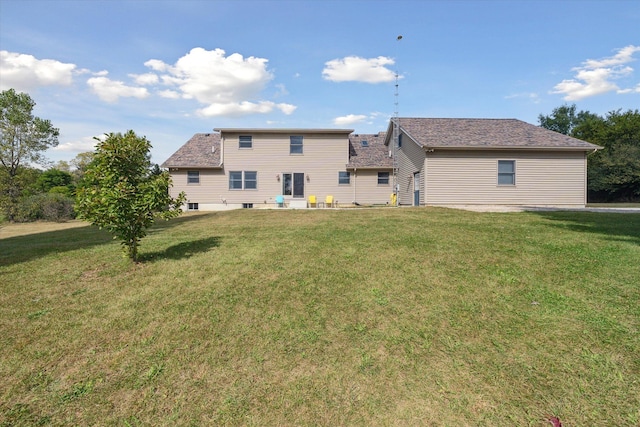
[392,35,402,206]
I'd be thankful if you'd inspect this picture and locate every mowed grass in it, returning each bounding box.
[1,208,638,426]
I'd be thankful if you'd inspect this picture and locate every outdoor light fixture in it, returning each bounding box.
[276,174,280,181]
[306,175,310,182]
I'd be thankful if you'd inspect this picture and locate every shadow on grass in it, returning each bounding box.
[0,224,114,266]
[532,210,640,246]
[138,236,221,262]
[0,214,215,266]
[147,212,218,234]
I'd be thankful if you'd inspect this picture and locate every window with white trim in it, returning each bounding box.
[239,135,252,148]
[290,136,303,154]
[188,202,199,211]
[498,160,516,185]
[244,171,257,189]
[377,172,390,185]
[229,171,257,190]
[187,171,200,184]
[338,171,351,185]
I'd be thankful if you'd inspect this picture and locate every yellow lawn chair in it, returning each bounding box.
[308,195,317,208]
[325,195,334,208]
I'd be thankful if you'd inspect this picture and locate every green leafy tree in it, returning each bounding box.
[36,168,74,195]
[587,110,640,201]
[0,89,59,220]
[539,105,640,202]
[70,151,93,183]
[75,130,185,262]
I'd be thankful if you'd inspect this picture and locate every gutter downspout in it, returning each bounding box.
[353,168,357,205]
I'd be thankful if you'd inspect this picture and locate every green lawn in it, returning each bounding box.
[1,208,639,426]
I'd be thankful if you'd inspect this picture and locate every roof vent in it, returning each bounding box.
[212,146,215,153]
[361,140,369,147]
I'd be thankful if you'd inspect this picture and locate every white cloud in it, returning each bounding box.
[130,72,159,85]
[52,136,98,153]
[334,114,368,126]
[552,45,640,101]
[197,101,296,117]
[504,92,540,103]
[87,75,149,103]
[144,59,169,72]
[158,89,180,99]
[142,47,294,117]
[323,56,398,83]
[0,50,77,91]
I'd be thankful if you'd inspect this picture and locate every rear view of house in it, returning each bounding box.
[163,118,600,210]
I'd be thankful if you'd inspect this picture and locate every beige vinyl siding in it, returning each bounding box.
[396,133,426,205]
[351,170,394,204]
[217,131,352,206]
[169,169,227,204]
[425,150,587,206]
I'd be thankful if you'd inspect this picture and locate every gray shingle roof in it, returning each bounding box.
[161,133,221,168]
[347,132,393,169]
[387,118,601,150]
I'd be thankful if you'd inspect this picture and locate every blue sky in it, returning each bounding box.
[1,0,639,165]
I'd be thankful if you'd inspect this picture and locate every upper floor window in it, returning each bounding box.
[338,171,351,185]
[377,172,390,185]
[498,160,516,185]
[239,135,252,149]
[290,136,303,154]
[187,170,200,184]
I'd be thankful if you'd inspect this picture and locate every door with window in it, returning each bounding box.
[413,172,420,206]
[283,173,305,198]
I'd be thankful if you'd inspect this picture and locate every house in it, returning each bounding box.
[162,128,393,210]
[384,118,601,207]
[162,118,600,210]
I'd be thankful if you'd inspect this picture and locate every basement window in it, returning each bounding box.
[188,202,199,211]
[242,203,254,209]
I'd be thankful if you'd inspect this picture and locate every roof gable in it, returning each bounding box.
[161,133,221,168]
[347,132,393,169]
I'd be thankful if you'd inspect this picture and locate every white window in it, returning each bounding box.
[290,136,303,154]
[239,135,252,149]
[377,172,389,185]
[188,202,199,211]
[229,171,243,189]
[229,171,257,190]
[187,171,200,184]
[244,171,257,189]
[498,160,516,185]
[338,171,351,185]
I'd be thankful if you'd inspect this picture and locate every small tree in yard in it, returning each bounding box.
[76,130,185,262]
